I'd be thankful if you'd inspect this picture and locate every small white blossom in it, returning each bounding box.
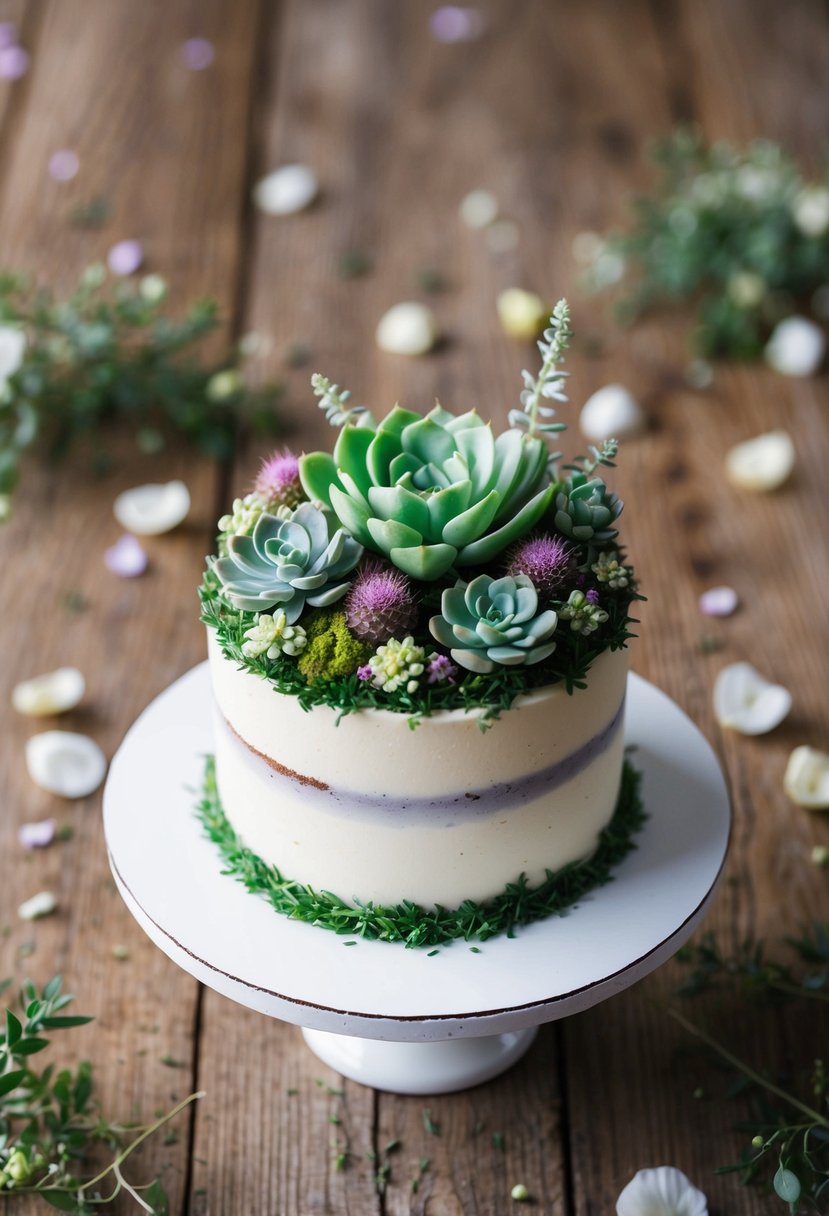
[558,589,609,635]
[242,611,307,659]
[592,552,630,589]
[139,273,168,303]
[368,636,427,694]
[206,369,243,401]
[616,1166,707,1216]
[218,491,269,537]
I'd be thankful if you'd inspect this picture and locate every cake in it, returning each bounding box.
[200,301,643,945]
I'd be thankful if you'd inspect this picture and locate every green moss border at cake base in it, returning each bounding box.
[194,756,646,950]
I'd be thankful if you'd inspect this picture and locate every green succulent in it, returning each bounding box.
[299,402,554,581]
[429,573,558,674]
[554,473,622,544]
[213,501,362,621]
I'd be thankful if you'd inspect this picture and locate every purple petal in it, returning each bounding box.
[107,239,144,276]
[699,585,739,617]
[429,6,485,42]
[0,44,29,79]
[0,23,17,49]
[49,149,80,182]
[105,534,148,578]
[19,819,57,849]
[181,37,215,70]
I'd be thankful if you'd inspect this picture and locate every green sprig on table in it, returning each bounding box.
[586,128,829,358]
[0,974,201,1214]
[0,265,283,518]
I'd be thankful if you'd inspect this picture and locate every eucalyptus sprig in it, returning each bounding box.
[673,927,829,1212]
[0,265,283,517]
[310,373,367,428]
[0,975,202,1213]
[585,127,829,358]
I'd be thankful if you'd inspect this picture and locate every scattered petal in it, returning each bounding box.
[485,219,520,253]
[699,586,738,617]
[376,301,438,356]
[726,429,795,491]
[19,819,57,849]
[713,662,792,735]
[107,239,144,276]
[113,480,190,535]
[253,164,318,216]
[765,315,825,377]
[0,325,26,379]
[579,383,646,442]
[181,36,215,70]
[496,288,547,341]
[430,6,485,42]
[617,1166,708,1216]
[18,891,58,921]
[48,148,79,181]
[0,44,29,79]
[459,189,498,229]
[784,746,829,809]
[104,533,149,577]
[12,667,85,716]
[25,731,107,798]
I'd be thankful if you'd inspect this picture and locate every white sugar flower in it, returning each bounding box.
[242,610,306,659]
[617,1166,707,1216]
[713,662,791,735]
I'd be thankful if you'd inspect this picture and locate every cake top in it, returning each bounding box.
[201,300,641,725]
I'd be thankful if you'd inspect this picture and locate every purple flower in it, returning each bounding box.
[254,448,303,507]
[427,653,458,685]
[49,149,80,182]
[586,588,600,605]
[0,44,29,79]
[429,6,484,42]
[105,534,148,578]
[357,664,373,682]
[19,819,56,849]
[107,239,144,276]
[345,562,417,647]
[0,23,17,50]
[506,533,572,604]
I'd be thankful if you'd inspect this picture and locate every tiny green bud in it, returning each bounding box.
[6,1149,31,1182]
[752,1134,764,1149]
[511,1183,530,1201]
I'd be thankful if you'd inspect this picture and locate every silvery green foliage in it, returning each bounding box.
[508,298,571,440]
[429,573,557,674]
[554,472,623,544]
[311,372,370,428]
[213,501,362,620]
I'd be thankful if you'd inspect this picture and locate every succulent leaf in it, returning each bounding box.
[429,573,557,673]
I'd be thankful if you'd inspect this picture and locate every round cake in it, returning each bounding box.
[199,300,643,942]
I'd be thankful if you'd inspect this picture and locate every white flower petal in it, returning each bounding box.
[12,667,85,716]
[725,430,795,491]
[0,324,26,379]
[376,302,438,356]
[253,164,318,215]
[113,480,190,535]
[784,746,829,809]
[25,731,107,798]
[713,662,792,735]
[580,384,646,443]
[617,1166,708,1216]
[18,891,58,921]
[765,316,825,377]
[698,585,738,617]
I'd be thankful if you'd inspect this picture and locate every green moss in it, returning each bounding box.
[297,609,371,683]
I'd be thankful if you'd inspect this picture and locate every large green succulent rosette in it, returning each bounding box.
[430,573,558,674]
[299,404,554,580]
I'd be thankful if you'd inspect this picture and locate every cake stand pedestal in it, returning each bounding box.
[103,663,730,1095]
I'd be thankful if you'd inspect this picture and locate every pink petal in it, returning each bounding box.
[0,44,29,79]
[699,586,739,617]
[107,239,144,276]
[19,819,57,849]
[181,37,215,70]
[105,534,148,578]
[429,6,485,42]
[49,149,80,182]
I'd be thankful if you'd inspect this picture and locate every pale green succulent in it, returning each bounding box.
[213,501,362,621]
[429,573,557,674]
[554,473,622,544]
[300,402,554,581]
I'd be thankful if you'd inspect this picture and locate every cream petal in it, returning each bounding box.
[18,891,58,921]
[765,316,825,377]
[713,662,792,735]
[579,383,646,443]
[725,430,795,491]
[616,1166,708,1216]
[18,819,57,849]
[12,667,85,716]
[784,746,829,809]
[25,731,107,798]
[698,585,738,617]
[376,302,438,356]
[113,479,190,535]
[253,164,318,215]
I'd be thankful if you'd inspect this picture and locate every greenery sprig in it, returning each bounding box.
[0,265,282,516]
[585,127,829,358]
[673,928,829,1212]
[310,373,367,428]
[0,975,202,1213]
[509,298,570,437]
[196,756,645,948]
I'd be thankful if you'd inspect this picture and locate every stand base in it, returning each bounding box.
[301,1026,539,1094]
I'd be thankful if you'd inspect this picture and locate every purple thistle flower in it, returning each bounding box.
[586,588,600,605]
[357,664,373,682]
[345,562,418,647]
[505,532,573,604]
[427,653,458,685]
[254,448,304,508]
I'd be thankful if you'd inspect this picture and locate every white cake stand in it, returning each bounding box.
[103,663,730,1095]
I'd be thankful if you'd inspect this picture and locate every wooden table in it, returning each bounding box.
[1,2,827,1212]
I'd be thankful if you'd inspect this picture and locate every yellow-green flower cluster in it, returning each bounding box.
[242,611,307,660]
[558,590,609,635]
[591,550,630,589]
[367,636,427,694]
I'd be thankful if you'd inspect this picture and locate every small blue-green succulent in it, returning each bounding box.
[213,501,362,621]
[429,573,557,674]
[554,472,622,543]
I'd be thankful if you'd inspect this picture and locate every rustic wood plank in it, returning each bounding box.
[0,1,262,1212]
